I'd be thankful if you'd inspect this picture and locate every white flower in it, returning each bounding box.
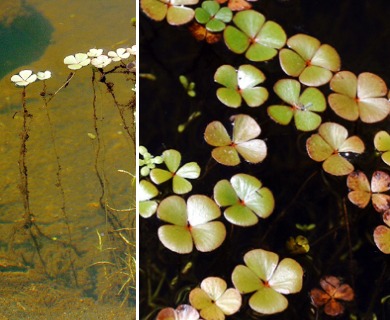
[87,48,104,58]
[108,48,130,61]
[11,70,37,87]
[63,53,91,70]
[91,55,112,68]
[37,70,52,80]
[126,45,136,55]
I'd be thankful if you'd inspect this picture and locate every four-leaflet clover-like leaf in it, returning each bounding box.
[224,10,286,62]
[347,170,390,213]
[374,131,390,166]
[310,276,354,317]
[214,64,268,108]
[157,195,226,254]
[306,122,365,176]
[150,149,201,194]
[373,211,390,254]
[189,276,242,320]
[214,173,274,226]
[232,248,303,315]
[279,33,340,86]
[141,0,199,26]
[204,114,267,166]
[195,1,232,32]
[156,304,200,320]
[328,71,390,123]
[267,79,326,131]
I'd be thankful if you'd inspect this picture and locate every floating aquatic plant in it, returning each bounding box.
[195,1,232,32]
[328,71,390,123]
[36,70,52,81]
[108,48,131,61]
[139,146,163,177]
[150,149,201,194]
[232,248,303,314]
[87,48,104,57]
[214,64,268,108]
[63,53,91,70]
[306,122,365,176]
[347,170,390,213]
[216,0,257,11]
[140,0,199,25]
[204,114,267,166]
[157,195,226,254]
[188,21,222,43]
[224,10,286,62]
[286,235,310,255]
[213,173,274,226]
[139,180,159,218]
[374,131,390,166]
[267,79,326,131]
[91,55,112,68]
[373,211,390,254]
[279,34,340,86]
[156,304,200,320]
[189,276,242,320]
[11,70,37,87]
[310,276,354,317]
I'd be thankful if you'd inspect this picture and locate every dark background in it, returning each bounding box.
[140,1,390,319]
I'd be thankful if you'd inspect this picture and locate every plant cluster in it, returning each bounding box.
[140,1,390,319]
[9,41,136,304]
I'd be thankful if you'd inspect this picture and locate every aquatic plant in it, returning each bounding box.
[150,149,201,194]
[11,69,37,86]
[231,248,303,314]
[328,71,390,123]
[347,170,390,213]
[306,122,365,176]
[267,78,326,131]
[189,276,242,319]
[213,173,274,226]
[279,33,340,86]
[373,211,390,254]
[224,10,286,61]
[374,130,390,166]
[214,64,268,108]
[157,195,226,253]
[140,1,390,318]
[156,304,200,320]
[195,0,232,32]
[310,276,354,316]
[204,114,267,166]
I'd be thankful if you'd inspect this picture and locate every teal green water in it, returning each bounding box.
[0,4,53,80]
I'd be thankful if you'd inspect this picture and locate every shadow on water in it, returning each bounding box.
[0,3,53,80]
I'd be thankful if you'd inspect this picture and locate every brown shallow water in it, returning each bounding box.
[0,0,136,318]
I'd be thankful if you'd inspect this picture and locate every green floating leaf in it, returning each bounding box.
[279,33,340,87]
[195,1,232,32]
[141,0,198,25]
[268,79,325,131]
[374,131,390,166]
[157,195,226,254]
[306,122,365,176]
[204,114,267,166]
[150,149,200,194]
[139,180,159,218]
[329,71,390,123]
[214,174,275,226]
[224,10,286,62]
[215,64,268,108]
[232,248,303,314]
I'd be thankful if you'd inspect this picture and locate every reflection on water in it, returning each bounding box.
[0,0,136,318]
[0,2,53,80]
